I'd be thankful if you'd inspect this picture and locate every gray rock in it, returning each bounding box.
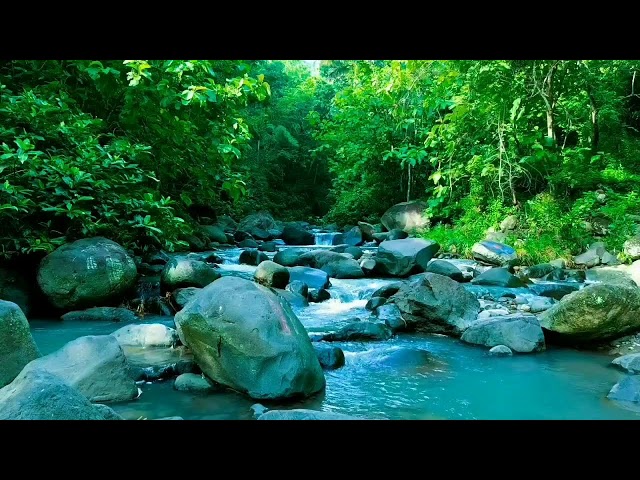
[239,238,259,249]
[471,241,518,266]
[366,296,387,311]
[500,215,518,232]
[258,409,362,420]
[371,284,403,299]
[111,323,179,348]
[585,267,639,288]
[201,225,228,244]
[308,288,331,303]
[258,241,278,252]
[297,250,364,279]
[607,375,640,403]
[254,261,290,289]
[461,314,546,353]
[216,215,238,233]
[612,353,640,374]
[343,227,364,247]
[23,335,138,402]
[538,283,640,344]
[282,225,315,245]
[426,260,465,282]
[360,257,377,273]
[381,200,429,232]
[485,231,508,243]
[286,280,309,298]
[37,237,137,309]
[288,266,330,290]
[313,344,345,370]
[174,373,219,393]
[172,287,201,309]
[344,246,363,260]
[521,263,555,279]
[358,222,376,241]
[624,235,640,260]
[574,249,601,268]
[0,300,41,388]
[375,238,440,277]
[92,403,124,420]
[471,268,527,288]
[238,212,277,240]
[250,403,268,418]
[239,249,269,266]
[321,322,393,342]
[601,251,620,266]
[161,258,220,290]
[61,307,138,323]
[391,273,481,336]
[549,258,567,269]
[174,276,324,400]
[273,248,309,267]
[0,368,120,420]
[489,345,513,356]
[274,289,309,308]
[528,296,556,313]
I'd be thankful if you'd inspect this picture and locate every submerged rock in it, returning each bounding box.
[0,368,120,420]
[538,283,640,344]
[174,373,219,393]
[461,314,545,353]
[23,335,138,403]
[489,345,513,356]
[321,322,393,342]
[174,276,325,400]
[37,237,138,309]
[258,409,362,420]
[0,300,41,388]
[391,273,481,336]
[61,307,138,323]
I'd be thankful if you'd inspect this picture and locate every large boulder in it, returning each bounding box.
[238,212,277,240]
[281,225,315,246]
[624,235,640,260]
[200,225,228,244]
[174,276,325,400]
[61,307,138,322]
[216,215,238,233]
[0,267,31,317]
[612,353,640,374]
[238,238,259,249]
[538,283,640,344]
[239,249,268,266]
[258,409,361,420]
[23,335,138,402]
[286,281,309,298]
[161,258,220,291]
[375,239,440,277]
[273,248,309,267]
[390,273,481,336]
[0,368,121,420]
[37,237,138,309]
[607,375,640,403]
[460,314,546,353]
[381,200,429,232]
[343,226,364,246]
[173,373,219,393]
[298,250,364,279]
[0,300,41,388]
[288,266,330,290]
[426,260,465,282]
[471,241,518,266]
[111,323,179,348]
[471,268,527,288]
[585,266,639,288]
[254,261,290,289]
[274,289,309,308]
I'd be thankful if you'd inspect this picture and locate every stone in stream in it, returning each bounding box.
[360,257,377,274]
[0,368,123,420]
[549,258,567,269]
[381,200,429,232]
[489,345,513,356]
[161,258,220,290]
[297,250,364,279]
[528,296,556,313]
[200,225,228,244]
[426,259,465,282]
[111,323,179,348]
[538,283,640,344]
[471,241,518,266]
[286,280,309,298]
[372,304,407,332]
[308,288,331,303]
[611,353,640,374]
[371,284,403,299]
[174,373,220,393]
[358,221,376,241]
[234,231,255,242]
[258,409,362,420]
[390,273,481,336]
[274,289,309,308]
[375,238,440,277]
[0,267,31,317]
[585,266,639,288]
[321,322,393,342]
[520,263,555,279]
[377,347,433,368]
[288,266,330,290]
[281,225,315,245]
[254,261,290,289]
[343,226,364,246]
[366,296,387,311]
[37,237,138,309]
[273,248,309,267]
[61,307,138,323]
[172,287,201,309]
[313,344,346,370]
[0,300,41,388]
[238,238,259,249]
[239,249,269,266]
[528,283,580,300]
[471,268,527,288]
[22,335,139,403]
[258,241,278,252]
[344,246,363,260]
[460,314,546,353]
[174,276,325,400]
[216,215,238,233]
[607,375,640,403]
[238,212,277,240]
[573,244,604,268]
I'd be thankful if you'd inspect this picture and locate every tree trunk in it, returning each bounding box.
[588,90,599,153]
[406,163,412,202]
[545,62,559,141]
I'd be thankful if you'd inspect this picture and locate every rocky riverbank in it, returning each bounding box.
[1,202,640,419]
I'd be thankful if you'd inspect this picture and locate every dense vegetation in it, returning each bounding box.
[1,60,639,264]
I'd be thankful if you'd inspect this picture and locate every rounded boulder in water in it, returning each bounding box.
[174,276,325,401]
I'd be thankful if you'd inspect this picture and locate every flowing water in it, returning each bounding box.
[29,246,640,420]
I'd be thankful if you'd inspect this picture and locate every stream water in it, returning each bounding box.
[28,245,640,420]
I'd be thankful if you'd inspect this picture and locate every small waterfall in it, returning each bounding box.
[314,232,343,246]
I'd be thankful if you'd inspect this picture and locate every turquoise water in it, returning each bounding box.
[28,247,640,420]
